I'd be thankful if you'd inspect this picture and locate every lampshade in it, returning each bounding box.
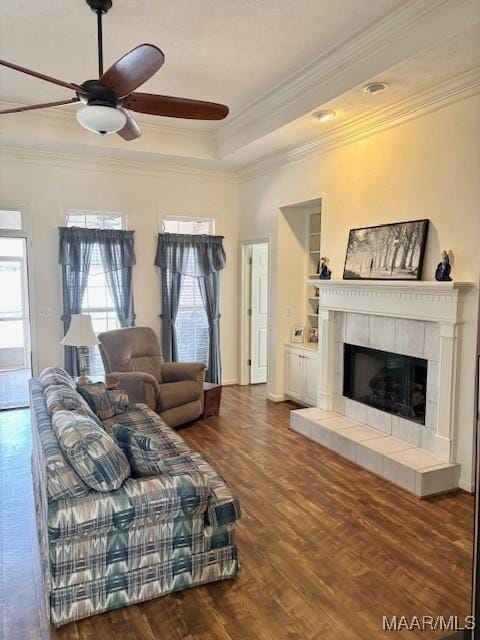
[76,105,126,135]
[61,314,99,347]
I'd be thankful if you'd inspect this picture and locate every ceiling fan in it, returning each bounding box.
[0,0,229,140]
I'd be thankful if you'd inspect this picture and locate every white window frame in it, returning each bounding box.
[66,210,126,230]
[64,209,126,374]
[160,215,215,235]
[160,215,215,366]
[0,209,25,237]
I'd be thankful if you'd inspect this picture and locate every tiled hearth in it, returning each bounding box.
[291,407,460,497]
[290,280,472,497]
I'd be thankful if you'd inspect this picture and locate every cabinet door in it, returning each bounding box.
[285,350,302,399]
[303,353,318,406]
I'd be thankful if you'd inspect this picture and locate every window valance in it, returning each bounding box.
[59,227,136,271]
[154,233,226,276]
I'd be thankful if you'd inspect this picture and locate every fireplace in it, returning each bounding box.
[343,344,427,425]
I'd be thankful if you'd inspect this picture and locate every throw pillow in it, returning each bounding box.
[77,383,130,420]
[111,423,171,476]
[45,385,101,425]
[39,367,76,391]
[108,389,130,414]
[52,410,130,492]
[77,382,115,420]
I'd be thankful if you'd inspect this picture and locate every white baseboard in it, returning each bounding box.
[458,477,475,493]
[267,392,286,403]
[222,379,239,386]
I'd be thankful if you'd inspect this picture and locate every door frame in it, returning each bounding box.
[239,237,271,386]
[0,204,37,376]
[0,252,30,369]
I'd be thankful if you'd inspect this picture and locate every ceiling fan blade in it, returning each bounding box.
[117,108,141,141]
[123,93,229,120]
[0,59,82,93]
[100,44,164,98]
[0,98,80,115]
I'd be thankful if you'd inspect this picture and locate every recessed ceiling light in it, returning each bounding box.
[313,110,336,122]
[363,82,388,94]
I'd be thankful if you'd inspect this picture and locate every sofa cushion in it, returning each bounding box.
[52,410,130,492]
[39,367,76,391]
[45,385,101,424]
[47,472,211,540]
[30,379,89,502]
[77,382,129,420]
[102,404,191,458]
[157,381,201,412]
[111,424,171,476]
[131,355,163,383]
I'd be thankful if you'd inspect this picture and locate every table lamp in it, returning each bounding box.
[61,314,99,384]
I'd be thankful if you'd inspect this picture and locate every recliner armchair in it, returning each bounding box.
[98,327,205,428]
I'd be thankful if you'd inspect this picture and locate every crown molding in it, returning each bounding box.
[0,145,239,184]
[238,66,480,182]
[215,0,480,157]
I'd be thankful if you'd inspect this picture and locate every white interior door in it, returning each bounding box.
[0,238,30,370]
[250,243,269,384]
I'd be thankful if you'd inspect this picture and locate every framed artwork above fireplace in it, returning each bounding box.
[343,219,429,280]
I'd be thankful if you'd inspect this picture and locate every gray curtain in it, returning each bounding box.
[155,233,226,383]
[59,227,136,375]
[61,257,92,376]
[100,237,136,327]
[160,270,183,362]
[198,272,221,383]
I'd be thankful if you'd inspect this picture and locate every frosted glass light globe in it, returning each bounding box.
[76,105,126,135]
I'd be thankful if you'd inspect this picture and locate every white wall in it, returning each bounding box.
[239,94,480,490]
[0,152,239,384]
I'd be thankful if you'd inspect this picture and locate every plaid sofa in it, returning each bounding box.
[29,373,240,627]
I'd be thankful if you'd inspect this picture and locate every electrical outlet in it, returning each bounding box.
[38,307,53,318]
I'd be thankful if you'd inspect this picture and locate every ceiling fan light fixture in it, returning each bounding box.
[313,110,336,123]
[362,81,388,94]
[76,104,126,135]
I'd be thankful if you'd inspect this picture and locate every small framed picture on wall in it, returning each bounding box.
[291,326,305,344]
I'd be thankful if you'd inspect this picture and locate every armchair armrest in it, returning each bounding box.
[161,362,206,385]
[110,371,160,411]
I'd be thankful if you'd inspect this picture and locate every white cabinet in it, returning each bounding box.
[284,344,318,406]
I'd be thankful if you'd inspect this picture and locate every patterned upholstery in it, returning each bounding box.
[39,367,77,391]
[102,404,191,458]
[30,380,89,502]
[45,385,101,425]
[30,376,240,627]
[52,410,130,492]
[112,423,175,476]
[77,382,130,421]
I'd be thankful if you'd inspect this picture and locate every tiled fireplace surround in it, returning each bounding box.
[334,313,440,454]
[291,280,472,496]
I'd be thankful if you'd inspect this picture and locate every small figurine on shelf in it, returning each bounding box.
[318,257,332,280]
[435,250,453,281]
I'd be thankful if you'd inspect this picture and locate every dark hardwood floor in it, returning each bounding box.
[1,385,474,639]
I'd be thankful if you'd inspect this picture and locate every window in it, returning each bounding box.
[65,211,124,374]
[0,210,22,230]
[66,211,124,230]
[162,216,215,365]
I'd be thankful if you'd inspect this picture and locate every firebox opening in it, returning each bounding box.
[343,344,427,425]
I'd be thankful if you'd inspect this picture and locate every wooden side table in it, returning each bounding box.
[202,383,222,419]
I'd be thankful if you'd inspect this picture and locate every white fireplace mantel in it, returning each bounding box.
[307,279,474,466]
[306,279,474,325]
